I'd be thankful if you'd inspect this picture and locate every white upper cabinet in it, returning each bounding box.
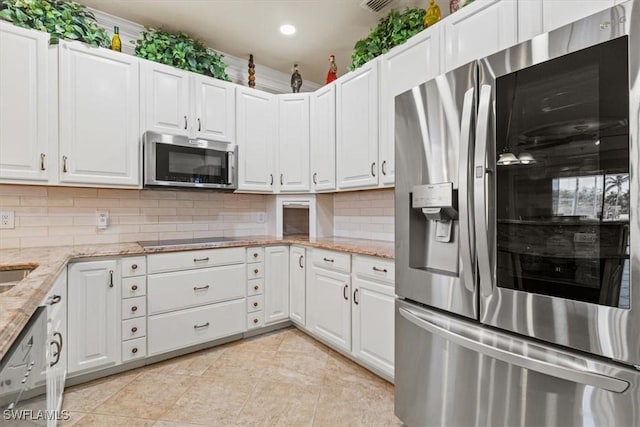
[278,94,310,192]
[444,0,518,72]
[141,61,190,136]
[336,58,379,190]
[310,84,336,192]
[192,75,235,142]
[379,26,442,187]
[236,87,277,192]
[0,23,50,182]
[58,41,140,187]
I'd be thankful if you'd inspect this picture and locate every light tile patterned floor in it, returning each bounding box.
[61,327,401,426]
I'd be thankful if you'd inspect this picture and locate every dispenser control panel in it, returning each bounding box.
[412,183,454,208]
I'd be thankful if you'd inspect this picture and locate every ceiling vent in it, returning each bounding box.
[360,0,398,14]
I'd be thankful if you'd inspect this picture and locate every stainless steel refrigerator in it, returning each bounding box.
[394,3,640,426]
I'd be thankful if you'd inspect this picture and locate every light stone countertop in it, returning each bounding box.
[0,236,394,360]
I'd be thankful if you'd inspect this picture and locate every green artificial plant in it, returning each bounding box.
[135,27,230,81]
[0,0,110,47]
[349,8,426,71]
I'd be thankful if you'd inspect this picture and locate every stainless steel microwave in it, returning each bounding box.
[143,132,237,190]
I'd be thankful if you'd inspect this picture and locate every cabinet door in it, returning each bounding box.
[336,59,379,190]
[59,42,140,186]
[352,276,394,379]
[380,26,441,187]
[542,0,615,33]
[307,266,351,352]
[310,84,336,191]
[444,0,518,72]
[193,75,235,142]
[289,246,306,326]
[264,246,290,324]
[141,60,190,136]
[0,23,50,182]
[278,94,310,192]
[236,87,276,192]
[46,269,67,417]
[67,260,120,375]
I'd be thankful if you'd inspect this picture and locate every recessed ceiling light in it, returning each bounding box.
[280,24,296,36]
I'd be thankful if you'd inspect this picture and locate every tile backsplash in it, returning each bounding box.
[333,189,394,242]
[0,185,268,249]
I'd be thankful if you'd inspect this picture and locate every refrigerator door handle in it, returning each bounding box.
[458,87,475,293]
[474,84,494,297]
[399,307,630,393]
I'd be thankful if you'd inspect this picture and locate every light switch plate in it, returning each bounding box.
[257,212,266,223]
[96,211,109,229]
[0,211,15,229]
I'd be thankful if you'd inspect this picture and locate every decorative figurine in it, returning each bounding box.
[248,54,256,88]
[424,0,442,28]
[450,0,460,14]
[291,63,303,93]
[326,54,338,84]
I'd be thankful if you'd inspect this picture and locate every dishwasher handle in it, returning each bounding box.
[399,307,630,393]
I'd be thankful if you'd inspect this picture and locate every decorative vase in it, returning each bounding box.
[424,0,442,28]
[450,0,460,14]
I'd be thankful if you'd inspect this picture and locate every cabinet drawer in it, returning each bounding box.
[122,256,146,277]
[147,247,245,274]
[122,337,146,362]
[247,279,263,296]
[247,294,264,313]
[148,264,245,315]
[122,296,146,320]
[247,263,263,280]
[247,311,264,330]
[122,276,147,299]
[353,256,395,285]
[148,299,246,356]
[246,247,264,263]
[311,249,351,273]
[122,317,146,341]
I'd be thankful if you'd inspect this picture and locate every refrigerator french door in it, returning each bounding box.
[475,3,638,366]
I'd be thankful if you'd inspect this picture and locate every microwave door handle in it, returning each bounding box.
[227,152,234,185]
[398,307,629,393]
[474,84,494,297]
[458,87,475,293]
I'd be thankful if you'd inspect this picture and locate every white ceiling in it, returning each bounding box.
[76,0,427,85]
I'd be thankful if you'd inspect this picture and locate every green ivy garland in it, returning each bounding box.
[0,0,110,47]
[134,27,230,81]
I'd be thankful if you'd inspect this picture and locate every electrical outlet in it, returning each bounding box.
[96,211,110,229]
[0,211,15,229]
[257,212,266,224]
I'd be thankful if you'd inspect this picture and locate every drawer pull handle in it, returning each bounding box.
[253,318,259,324]
[40,153,46,171]
[132,347,138,354]
[372,266,388,273]
[254,285,259,291]
[323,257,334,263]
[49,295,62,305]
[253,252,259,258]
[193,285,210,291]
[253,302,259,307]
[108,270,114,288]
[194,257,210,262]
[343,284,349,300]
[194,322,210,329]
[131,264,138,270]
[254,268,259,274]
[131,285,138,291]
[131,306,138,312]
[131,327,138,333]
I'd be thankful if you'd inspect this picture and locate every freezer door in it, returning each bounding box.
[395,62,478,319]
[475,2,640,365]
[395,299,640,427]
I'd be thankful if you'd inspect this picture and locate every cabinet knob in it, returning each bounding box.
[253,252,259,258]
[131,264,138,270]
[131,327,138,333]
[131,306,138,312]
[254,285,259,291]
[253,318,259,324]
[253,302,259,307]
[132,347,138,354]
[131,285,138,291]
[254,268,259,274]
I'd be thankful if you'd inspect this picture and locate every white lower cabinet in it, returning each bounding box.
[289,246,306,326]
[307,251,352,353]
[148,299,246,355]
[264,246,290,324]
[67,260,120,375]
